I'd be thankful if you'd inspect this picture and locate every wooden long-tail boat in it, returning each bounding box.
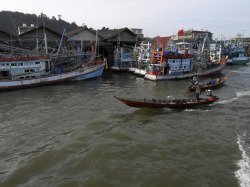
[114,96,219,108]
[186,76,228,91]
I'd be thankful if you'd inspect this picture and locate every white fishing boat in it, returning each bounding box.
[0,55,105,90]
[129,41,152,75]
[0,28,105,90]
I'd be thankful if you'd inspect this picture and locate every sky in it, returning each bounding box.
[2,0,250,40]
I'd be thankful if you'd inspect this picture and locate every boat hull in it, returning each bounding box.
[226,58,249,65]
[186,76,228,91]
[128,67,137,73]
[114,96,219,108]
[0,62,105,90]
[134,68,146,76]
[111,66,129,71]
[73,65,104,80]
[144,60,226,81]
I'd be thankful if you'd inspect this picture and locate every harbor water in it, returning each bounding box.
[0,65,250,187]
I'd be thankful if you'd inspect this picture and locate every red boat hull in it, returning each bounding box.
[186,76,228,91]
[114,96,219,108]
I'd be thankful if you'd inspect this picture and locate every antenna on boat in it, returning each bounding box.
[36,16,39,53]
[9,12,23,49]
[44,33,48,54]
[41,13,48,54]
[95,30,98,57]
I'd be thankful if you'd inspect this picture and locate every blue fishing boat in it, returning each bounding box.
[0,29,105,90]
[226,39,249,65]
[111,45,135,71]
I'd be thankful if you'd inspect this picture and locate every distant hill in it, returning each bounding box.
[0,11,80,35]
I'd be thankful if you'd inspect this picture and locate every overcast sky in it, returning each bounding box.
[2,0,250,39]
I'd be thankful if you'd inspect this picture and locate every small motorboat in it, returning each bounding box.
[186,76,228,91]
[114,96,219,108]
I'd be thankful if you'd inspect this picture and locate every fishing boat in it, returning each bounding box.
[186,76,228,91]
[114,96,219,108]
[0,29,105,90]
[226,39,249,65]
[133,37,172,77]
[226,49,249,65]
[144,37,227,81]
[0,55,105,90]
[130,41,153,75]
[111,45,136,71]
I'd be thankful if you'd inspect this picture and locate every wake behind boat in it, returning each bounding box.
[114,96,219,108]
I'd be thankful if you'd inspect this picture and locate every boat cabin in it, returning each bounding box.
[168,58,193,75]
[112,46,135,69]
[0,56,52,80]
[175,42,192,54]
[148,56,193,76]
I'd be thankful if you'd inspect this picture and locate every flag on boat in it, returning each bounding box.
[177,29,184,35]
[104,58,108,70]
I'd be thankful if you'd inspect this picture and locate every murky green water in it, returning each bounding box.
[0,65,250,187]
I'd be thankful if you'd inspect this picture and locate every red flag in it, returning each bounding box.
[178,29,184,35]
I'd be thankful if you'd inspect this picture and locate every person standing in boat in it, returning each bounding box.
[196,83,201,101]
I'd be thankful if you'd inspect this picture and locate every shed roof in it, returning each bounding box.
[98,27,137,40]
[0,28,11,35]
[18,26,62,36]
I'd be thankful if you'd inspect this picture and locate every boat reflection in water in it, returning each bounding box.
[114,96,219,108]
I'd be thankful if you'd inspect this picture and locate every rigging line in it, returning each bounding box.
[41,13,48,54]
[9,12,23,49]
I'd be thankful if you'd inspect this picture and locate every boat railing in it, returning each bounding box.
[0,55,50,62]
[143,98,197,104]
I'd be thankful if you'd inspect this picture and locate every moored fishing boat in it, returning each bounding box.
[114,96,219,108]
[145,59,227,81]
[0,29,105,90]
[226,39,249,65]
[186,76,228,91]
[144,39,227,81]
[0,55,105,90]
[130,41,153,75]
[226,50,249,65]
[111,46,135,71]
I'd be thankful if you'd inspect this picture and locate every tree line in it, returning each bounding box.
[0,11,80,35]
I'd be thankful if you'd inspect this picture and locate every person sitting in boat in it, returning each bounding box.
[207,78,216,85]
[205,89,213,96]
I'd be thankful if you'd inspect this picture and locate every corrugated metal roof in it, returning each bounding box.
[153,37,171,46]
[98,28,136,40]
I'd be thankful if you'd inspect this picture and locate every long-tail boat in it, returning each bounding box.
[114,96,218,108]
[186,76,228,91]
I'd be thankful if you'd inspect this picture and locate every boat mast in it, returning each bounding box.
[95,30,98,57]
[54,28,66,66]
